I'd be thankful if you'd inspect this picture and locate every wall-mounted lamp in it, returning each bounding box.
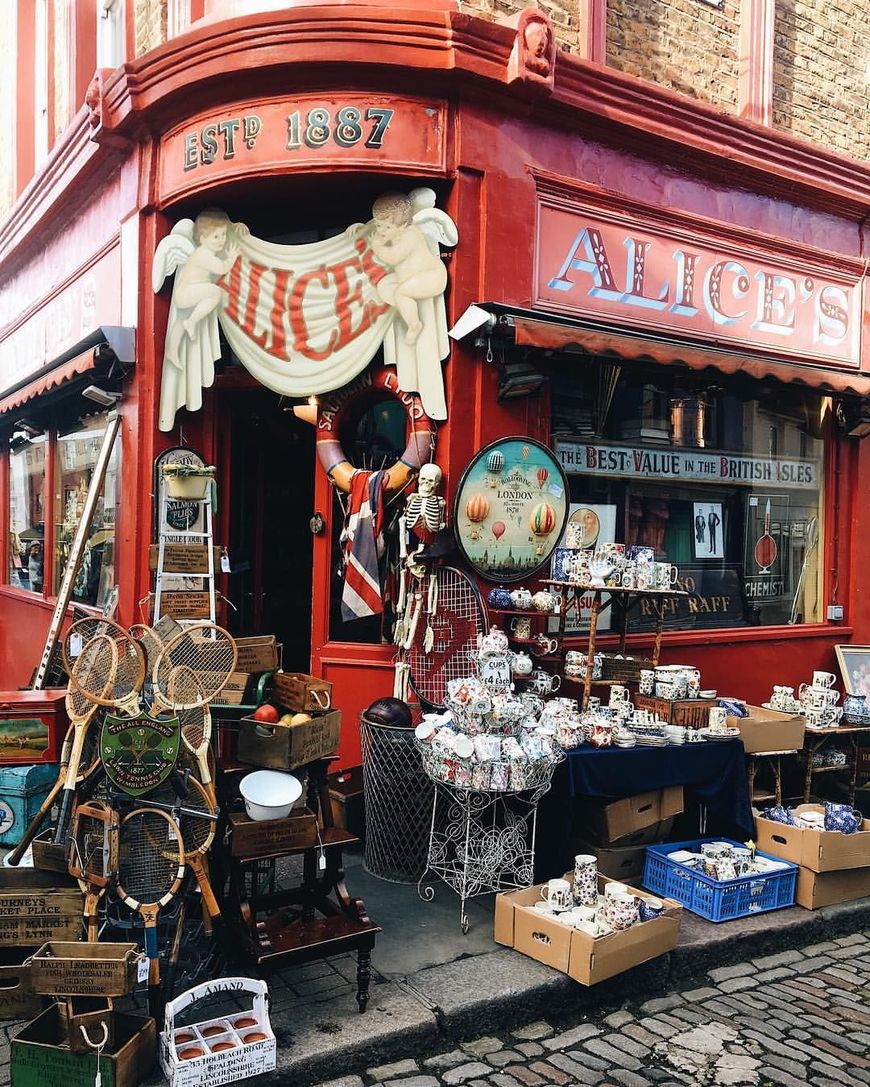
[497,360,548,400]
[836,400,870,438]
[13,420,43,437]
[82,384,122,407]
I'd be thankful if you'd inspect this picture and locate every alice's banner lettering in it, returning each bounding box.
[152,189,457,431]
[556,440,818,490]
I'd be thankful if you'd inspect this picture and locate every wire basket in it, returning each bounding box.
[360,714,435,884]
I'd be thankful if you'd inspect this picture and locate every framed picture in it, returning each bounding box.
[835,645,870,697]
[453,437,569,583]
[693,502,724,560]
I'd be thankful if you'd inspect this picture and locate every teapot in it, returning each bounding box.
[487,586,513,610]
[511,651,534,676]
[531,589,561,614]
[510,588,533,610]
[477,626,509,657]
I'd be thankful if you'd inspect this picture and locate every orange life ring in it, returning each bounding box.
[315,369,436,495]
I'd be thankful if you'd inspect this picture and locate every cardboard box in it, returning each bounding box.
[30,941,141,997]
[229,808,318,859]
[11,1008,155,1087]
[755,803,870,872]
[0,690,66,765]
[0,869,82,946]
[495,873,681,986]
[0,947,41,1020]
[238,709,341,770]
[728,704,805,753]
[574,823,675,882]
[586,788,683,844]
[795,865,870,910]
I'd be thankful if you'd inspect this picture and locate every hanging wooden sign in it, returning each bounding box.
[158,591,213,619]
[148,544,220,574]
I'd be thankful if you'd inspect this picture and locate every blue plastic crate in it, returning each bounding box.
[643,838,797,922]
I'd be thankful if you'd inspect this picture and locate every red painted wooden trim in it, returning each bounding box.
[71,0,97,109]
[738,0,774,126]
[578,0,606,65]
[15,0,36,197]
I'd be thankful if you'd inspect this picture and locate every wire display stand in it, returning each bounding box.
[417,770,558,933]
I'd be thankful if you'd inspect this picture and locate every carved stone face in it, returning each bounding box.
[417,463,443,496]
[524,20,551,60]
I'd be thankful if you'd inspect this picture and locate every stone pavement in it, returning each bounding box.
[321,930,870,1087]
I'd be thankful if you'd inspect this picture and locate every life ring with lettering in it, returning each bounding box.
[315,369,436,495]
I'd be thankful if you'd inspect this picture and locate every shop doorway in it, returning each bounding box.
[225,389,315,673]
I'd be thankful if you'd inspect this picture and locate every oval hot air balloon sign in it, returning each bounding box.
[453,437,569,582]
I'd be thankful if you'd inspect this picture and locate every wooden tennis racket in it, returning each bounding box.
[147,776,220,923]
[68,799,119,941]
[54,634,120,844]
[116,807,186,1018]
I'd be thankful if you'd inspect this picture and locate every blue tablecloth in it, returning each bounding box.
[565,739,753,837]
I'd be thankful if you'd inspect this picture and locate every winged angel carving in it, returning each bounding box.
[152,191,457,432]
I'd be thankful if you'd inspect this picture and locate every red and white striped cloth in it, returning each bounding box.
[341,470,387,621]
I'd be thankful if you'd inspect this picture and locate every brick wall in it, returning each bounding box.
[605,0,739,109]
[458,0,582,51]
[135,0,168,57]
[773,0,870,162]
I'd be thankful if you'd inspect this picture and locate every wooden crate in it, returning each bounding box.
[208,672,249,705]
[228,808,318,859]
[30,941,140,997]
[12,1007,155,1087]
[58,997,115,1053]
[0,869,82,946]
[0,947,41,1020]
[272,672,333,713]
[328,766,365,838]
[31,830,69,875]
[599,655,655,683]
[235,636,279,674]
[635,695,717,729]
[238,710,341,771]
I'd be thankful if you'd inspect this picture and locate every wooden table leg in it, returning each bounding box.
[652,597,665,668]
[357,946,372,1012]
[849,733,860,805]
[747,755,758,805]
[774,756,783,805]
[804,736,826,803]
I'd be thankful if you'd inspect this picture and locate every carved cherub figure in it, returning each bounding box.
[369,193,448,346]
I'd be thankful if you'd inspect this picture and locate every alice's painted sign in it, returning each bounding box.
[556,441,819,490]
[152,189,457,431]
[158,94,446,203]
[535,194,862,368]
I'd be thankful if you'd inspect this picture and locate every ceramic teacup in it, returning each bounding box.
[540,878,572,910]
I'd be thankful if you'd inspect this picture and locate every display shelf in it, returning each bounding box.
[543,580,689,598]
[802,724,870,804]
[489,608,556,617]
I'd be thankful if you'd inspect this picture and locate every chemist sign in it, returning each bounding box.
[555,441,819,491]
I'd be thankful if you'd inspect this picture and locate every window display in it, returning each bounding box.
[553,364,824,631]
[8,435,47,593]
[54,415,120,608]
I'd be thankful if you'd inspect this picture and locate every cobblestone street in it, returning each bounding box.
[322,930,870,1087]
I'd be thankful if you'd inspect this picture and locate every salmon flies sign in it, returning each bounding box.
[535,198,862,368]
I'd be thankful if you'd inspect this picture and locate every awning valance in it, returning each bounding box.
[0,348,98,416]
[450,305,870,398]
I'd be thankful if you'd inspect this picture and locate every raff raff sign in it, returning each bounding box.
[535,198,862,368]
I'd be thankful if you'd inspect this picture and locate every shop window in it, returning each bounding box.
[8,434,47,593]
[552,363,825,632]
[328,395,407,644]
[53,415,120,609]
[97,0,125,69]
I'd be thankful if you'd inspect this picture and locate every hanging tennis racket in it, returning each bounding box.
[54,634,120,844]
[755,498,778,574]
[64,618,147,714]
[404,566,486,709]
[162,667,217,808]
[116,807,186,1018]
[68,799,119,942]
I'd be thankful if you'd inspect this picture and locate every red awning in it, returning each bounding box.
[510,316,870,397]
[0,348,97,416]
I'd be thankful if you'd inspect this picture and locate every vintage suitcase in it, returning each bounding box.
[0,764,60,846]
[0,690,66,765]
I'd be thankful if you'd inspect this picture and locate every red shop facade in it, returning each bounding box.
[1,4,869,766]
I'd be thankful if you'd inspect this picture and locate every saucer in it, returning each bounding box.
[699,726,742,741]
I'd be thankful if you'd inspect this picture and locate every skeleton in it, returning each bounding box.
[395,464,448,649]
